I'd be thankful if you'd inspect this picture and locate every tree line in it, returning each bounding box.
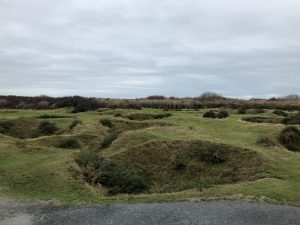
[0,93,299,112]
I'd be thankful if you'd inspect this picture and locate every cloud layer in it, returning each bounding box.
[0,0,299,98]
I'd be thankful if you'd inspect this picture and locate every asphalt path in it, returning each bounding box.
[1,198,300,225]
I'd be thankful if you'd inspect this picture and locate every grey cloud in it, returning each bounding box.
[0,0,299,98]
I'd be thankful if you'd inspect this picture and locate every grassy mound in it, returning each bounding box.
[0,117,58,139]
[116,140,264,192]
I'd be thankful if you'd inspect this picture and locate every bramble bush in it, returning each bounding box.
[75,151,147,194]
[278,126,300,151]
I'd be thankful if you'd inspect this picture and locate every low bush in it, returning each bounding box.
[217,111,229,119]
[173,161,187,171]
[255,109,266,114]
[15,140,28,149]
[114,112,122,117]
[0,120,12,134]
[256,136,276,147]
[126,113,172,121]
[203,110,217,118]
[101,130,119,148]
[282,113,300,125]
[99,118,113,128]
[242,117,281,124]
[38,121,58,135]
[203,110,229,119]
[273,110,288,117]
[75,151,147,194]
[278,126,300,151]
[237,108,247,114]
[193,142,226,164]
[153,113,172,119]
[58,138,80,149]
[38,114,70,119]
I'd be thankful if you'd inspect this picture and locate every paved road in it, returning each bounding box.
[1,198,300,225]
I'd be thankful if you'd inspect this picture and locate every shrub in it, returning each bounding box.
[255,109,266,114]
[203,110,217,118]
[15,140,28,149]
[38,114,70,119]
[101,130,119,148]
[153,113,172,119]
[242,117,281,124]
[127,113,172,121]
[75,151,147,194]
[69,120,81,130]
[193,142,226,164]
[99,118,113,128]
[282,113,300,125]
[173,161,187,171]
[278,126,300,151]
[114,112,122,117]
[0,120,12,134]
[217,111,229,119]
[273,110,288,117]
[38,121,58,135]
[59,138,80,149]
[237,108,247,114]
[256,136,276,147]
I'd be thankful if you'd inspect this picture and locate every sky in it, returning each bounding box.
[0,0,299,99]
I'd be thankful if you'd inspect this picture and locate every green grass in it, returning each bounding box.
[0,108,299,206]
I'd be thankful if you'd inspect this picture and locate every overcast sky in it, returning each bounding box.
[0,0,299,98]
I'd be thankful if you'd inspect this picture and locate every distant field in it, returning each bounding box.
[0,108,299,205]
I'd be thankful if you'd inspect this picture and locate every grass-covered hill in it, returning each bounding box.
[0,108,299,205]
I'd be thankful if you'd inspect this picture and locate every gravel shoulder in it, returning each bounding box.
[1,198,300,225]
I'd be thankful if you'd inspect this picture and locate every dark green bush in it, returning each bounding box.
[203,110,217,118]
[256,136,276,147]
[127,113,172,121]
[153,113,172,119]
[38,114,70,119]
[255,109,266,114]
[101,130,119,148]
[193,142,226,164]
[282,113,300,125]
[75,151,147,194]
[242,117,281,124]
[0,120,12,134]
[99,118,113,128]
[278,126,300,151]
[273,110,288,117]
[58,138,80,149]
[114,113,122,117]
[38,121,58,135]
[174,161,186,171]
[237,108,247,114]
[217,111,229,119]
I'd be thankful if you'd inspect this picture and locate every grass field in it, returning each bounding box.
[0,108,299,205]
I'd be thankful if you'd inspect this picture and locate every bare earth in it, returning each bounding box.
[1,198,300,225]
